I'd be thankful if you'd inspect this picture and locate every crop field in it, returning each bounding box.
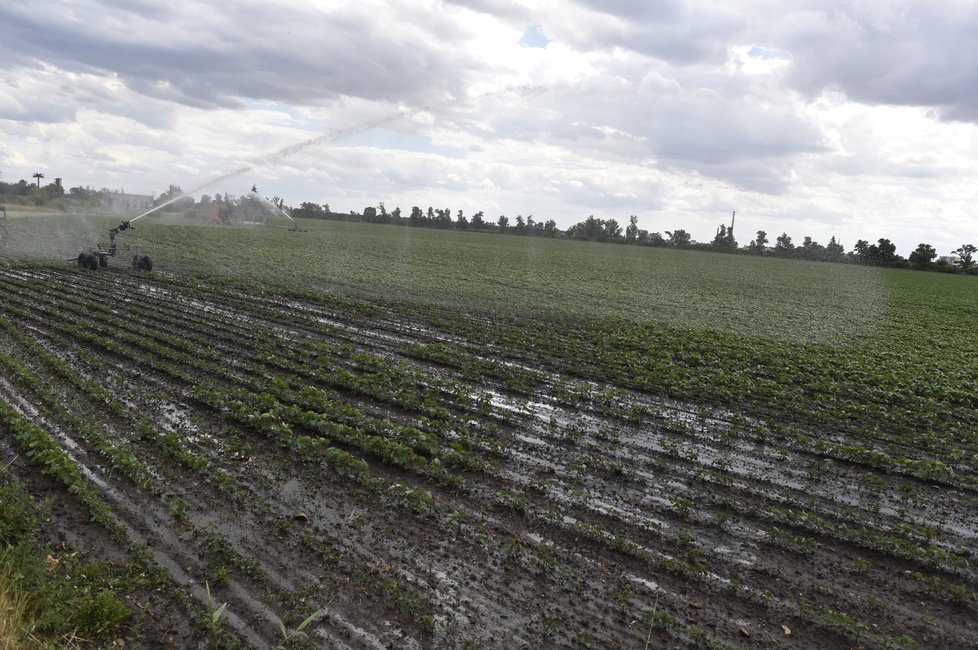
[1,215,977,648]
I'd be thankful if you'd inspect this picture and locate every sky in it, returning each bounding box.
[1,0,977,255]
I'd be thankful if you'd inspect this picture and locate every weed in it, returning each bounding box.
[272,603,330,649]
[205,580,230,648]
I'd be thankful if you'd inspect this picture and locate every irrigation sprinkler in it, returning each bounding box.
[74,219,153,271]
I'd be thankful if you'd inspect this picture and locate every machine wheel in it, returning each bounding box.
[133,255,153,271]
[78,252,98,270]
[98,254,108,268]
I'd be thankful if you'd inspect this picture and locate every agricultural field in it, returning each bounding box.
[1,214,977,648]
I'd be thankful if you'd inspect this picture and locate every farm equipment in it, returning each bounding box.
[76,219,153,271]
[210,199,231,225]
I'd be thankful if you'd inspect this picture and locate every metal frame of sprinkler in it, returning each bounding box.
[75,219,153,271]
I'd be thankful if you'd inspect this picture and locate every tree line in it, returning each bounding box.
[290,201,562,237]
[3,175,973,274]
[292,202,977,274]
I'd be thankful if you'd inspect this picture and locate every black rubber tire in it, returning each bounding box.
[98,254,108,268]
[142,256,153,271]
[78,253,98,270]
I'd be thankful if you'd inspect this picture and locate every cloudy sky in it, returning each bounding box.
[2,1,976,254]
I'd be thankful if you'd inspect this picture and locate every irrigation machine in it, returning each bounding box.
[75,219,153,271]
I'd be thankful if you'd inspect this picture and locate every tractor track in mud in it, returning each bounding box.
[1,266,976,648]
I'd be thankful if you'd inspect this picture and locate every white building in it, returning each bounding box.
[103,192,152,214]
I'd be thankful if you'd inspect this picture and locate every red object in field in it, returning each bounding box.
[211,202,230,225]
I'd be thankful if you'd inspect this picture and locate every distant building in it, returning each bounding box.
[938,255,962,268]
[103,191,152,214]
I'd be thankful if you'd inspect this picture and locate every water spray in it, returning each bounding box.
[247,186,302,231]
[127,82,562,225]
[77,83,561,271]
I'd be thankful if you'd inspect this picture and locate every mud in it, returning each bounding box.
[0,266,975,648]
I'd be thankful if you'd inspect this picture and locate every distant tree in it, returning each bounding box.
[954,243,976,271]
[363,206,378,221]
[391,206,402,222]
[649,232,666,247]
[774,233,794,256]
[292,201,325,219]
[409,206,423,227]
[497,215,509,232]
[567,215,607,242]
[378,202,387,217]
[665,229,691,247]
[515,215,526,234]
[873,238,900,267]
[711,224,737,252]
[798,236,825,260]
[32,172,44,188]
[43,181,64,198]
[636,229,650,245]
[625,215,638,243]
[908,243,937,270]
[748,230,768,254]
[543,219,558,237]
[471,211,485,229]
[153,184,193,211]
[455,210,468,229]
[68,185,98,201]
[604,218,623,241]
[825,236,845,261]
[853,238,902,267]
[434,208,452,228]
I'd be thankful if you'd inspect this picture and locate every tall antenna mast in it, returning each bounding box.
[730,210,736,235]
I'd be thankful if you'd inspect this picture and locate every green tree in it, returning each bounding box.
[954,244,976,271]
[873,238,900,267]
[497,215,509,232]
[625,215,638,243]
[604,218,622,241]
[665,229,691,247]
[471,211,485,229]
[774,232,794,256]
[908,243,937,270]
[748,230,768,254]
[567,215,606,242]
[825,236,845,261]
[711,224,737,252]
[409,206,423,226]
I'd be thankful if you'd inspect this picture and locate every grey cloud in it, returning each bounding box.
[563,0,743,64]
[442,0,531,21]
[771,3,978,122]
[0,2,468,113]
[476,73,828,194]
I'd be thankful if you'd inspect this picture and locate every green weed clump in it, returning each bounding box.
[0,478,132,646]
